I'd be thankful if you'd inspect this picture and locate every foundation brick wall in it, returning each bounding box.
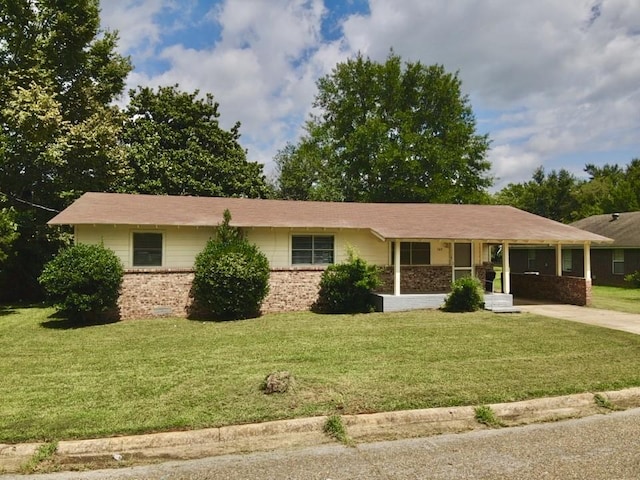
[118,270,195,320]
[117,265,499,319]
[377,266,452,293]
[511,273,591,306]
[117,267,326,319]
[261,268,325,313]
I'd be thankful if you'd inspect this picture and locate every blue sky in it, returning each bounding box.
[101,0,640,190]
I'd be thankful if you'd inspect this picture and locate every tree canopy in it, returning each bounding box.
[580,160,640,214]
[0,205,18,268]
[0,0,131,299]
[0,0,131,209]
[494,159,640,223]
[493,167,583,223]
[118,86,270,198]
[275,52,492,203]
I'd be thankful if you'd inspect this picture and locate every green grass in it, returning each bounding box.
[20,441,58,473]
[323,415,352,445]
[2,305,640,443]
[474,405,504,428]
[591,286,640,314]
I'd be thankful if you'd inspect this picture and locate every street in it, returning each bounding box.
[3,408,640,480]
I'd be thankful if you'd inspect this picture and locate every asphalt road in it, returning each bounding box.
[4,408,640,480]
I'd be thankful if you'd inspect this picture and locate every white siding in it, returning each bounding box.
[75,225,130,266]
[75,225,473,269]
[75,225,215,269]
[246,228,388,267]
[431,240,451,265]
[246,229,290,267]
[164,227,216,267]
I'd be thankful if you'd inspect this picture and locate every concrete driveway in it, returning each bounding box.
[518,303,640,335]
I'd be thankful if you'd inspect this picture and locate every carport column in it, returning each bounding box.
[394,239,401,296]
[555,244,562,276]
[584,242,592,280]
[502,242,511,294]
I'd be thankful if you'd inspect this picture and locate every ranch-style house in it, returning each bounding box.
[48,192,612,319]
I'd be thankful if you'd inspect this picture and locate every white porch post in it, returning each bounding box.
[555,244,562,276]
[584,242,592,281]
[503,242,511,294]
[394,239,401,296]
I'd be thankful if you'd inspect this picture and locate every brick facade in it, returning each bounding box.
[377,266,453,294]
[511,273,592,306]
[262,267,325,313]
[116,267,326,320]
[118,269,195,320]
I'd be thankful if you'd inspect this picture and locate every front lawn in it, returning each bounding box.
[591,285,640,314]
[2,306,640,443]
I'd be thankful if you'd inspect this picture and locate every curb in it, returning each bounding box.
[3,387,640,473]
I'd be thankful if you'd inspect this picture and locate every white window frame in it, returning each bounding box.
[291,234,335,265]
[612,249,624,275]
[131,231,164,268]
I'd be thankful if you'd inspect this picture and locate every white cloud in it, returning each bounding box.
[489,145,540,186]
[339,0,640,186]
[101,0,640,190]
[100,0,170,58]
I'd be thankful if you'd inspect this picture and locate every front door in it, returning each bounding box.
[453,242,473,281]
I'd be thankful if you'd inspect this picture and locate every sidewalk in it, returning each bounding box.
[3,387,640,474]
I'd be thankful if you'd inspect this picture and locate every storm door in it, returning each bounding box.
[453,242,473,281]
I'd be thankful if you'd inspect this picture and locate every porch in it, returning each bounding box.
[372,292,516,313]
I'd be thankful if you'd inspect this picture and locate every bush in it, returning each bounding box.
[625,271,640,288]
[38,243,123,321]
[315,251,381,314]
[192,210,270,320]
[442,276,483,312]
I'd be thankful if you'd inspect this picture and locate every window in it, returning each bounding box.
[613,249,624,275]
[392,242,431,265]
[292,235,334,265]
[562,249,572,272]
[527,250,536,270]
[133,232,163,267]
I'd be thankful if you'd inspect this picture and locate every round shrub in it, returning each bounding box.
[625,271,640,288]
[442,276,483,312]
[38,243,123,321]
[316,253,381,314]
[193,238,270,320]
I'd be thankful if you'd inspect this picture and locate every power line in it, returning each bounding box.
[0,192,60,213]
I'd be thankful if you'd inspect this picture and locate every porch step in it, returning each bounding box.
[373,293,447,312]
[483,293,516,312]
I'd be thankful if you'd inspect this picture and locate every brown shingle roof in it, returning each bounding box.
[49,192,612,244]
[571,212,640,247]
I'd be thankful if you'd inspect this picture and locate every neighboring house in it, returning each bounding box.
[511,211,640,287]
[571,212,640,285]
[48,192,611,319]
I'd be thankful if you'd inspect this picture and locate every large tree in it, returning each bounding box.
[495,160,640,223]
[0,205,18,268]
[577,160,640,214]
[118,85,270,198]
[0,0,131,299]
[494,167,583,223]
[276,52,492,203]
